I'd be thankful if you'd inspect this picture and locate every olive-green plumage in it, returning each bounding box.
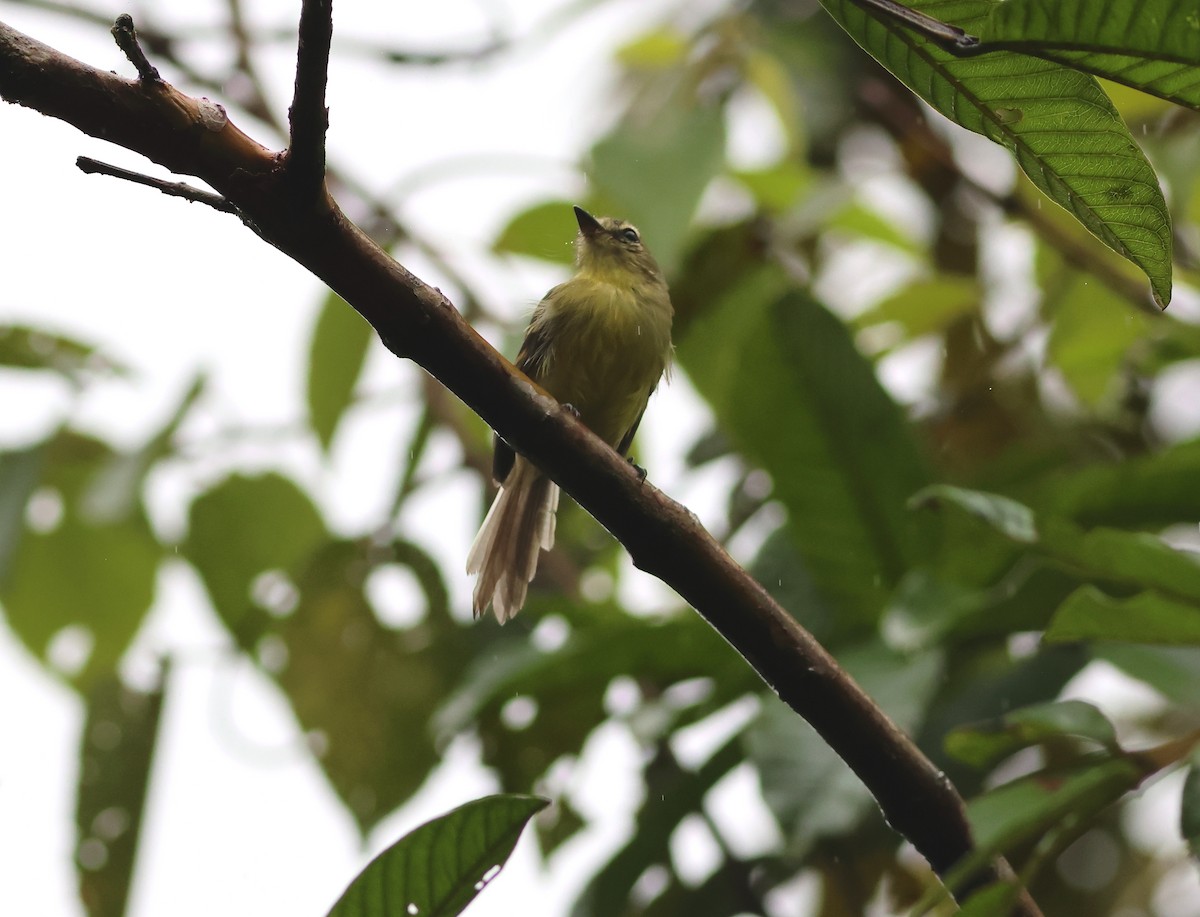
[467,206,674,621]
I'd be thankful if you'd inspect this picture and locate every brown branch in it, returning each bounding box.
[76,155,237,212]
[287,0,332,196]
[110,13,160,82]
[0,16,1039,914]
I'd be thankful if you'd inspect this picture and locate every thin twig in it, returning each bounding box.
[110,13,161,82]
[288,0,333,195]
[76,156,238,213]
[847,0,979,50]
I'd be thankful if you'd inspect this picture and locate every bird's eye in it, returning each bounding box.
[620,227,640,244]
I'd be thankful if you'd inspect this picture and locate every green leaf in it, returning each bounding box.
[492,200,578,265]
[945,699,1118,769]
[571,736,745,917]
[854,276,981,341]
[1181,764,1200,860]
[185,472,326,645]
[0,445,43,586]
[1,432,161,686]
[308,293,373,453]
[1040,438,1200,529]
[912,485,1037,544]
[276,540,467,833]
[0,324,130,380]
[589,99,725,272]
[678,277,931,631]
[1046,585,1200,645]
[1046,272,1149,405]
[981,0,1200,111]
[950,753,1149,895]
[957,882,1022,917]
[615,28,689,70]
[821,0,1173,305]
[915,485,1200,607]
[326,794,547,917]
[75,674,164,917]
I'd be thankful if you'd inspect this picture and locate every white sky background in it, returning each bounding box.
[4,1,1200,915]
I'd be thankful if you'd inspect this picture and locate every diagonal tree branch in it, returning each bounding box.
[0,16,1039,914]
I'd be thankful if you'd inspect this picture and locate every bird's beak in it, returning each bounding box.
[574,205,603,238]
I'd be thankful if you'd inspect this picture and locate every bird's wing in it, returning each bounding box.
[492,291,561,484]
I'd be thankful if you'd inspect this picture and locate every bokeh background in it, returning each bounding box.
[4,1,1200,915]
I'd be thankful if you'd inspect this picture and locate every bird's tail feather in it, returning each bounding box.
[466,459,559,622]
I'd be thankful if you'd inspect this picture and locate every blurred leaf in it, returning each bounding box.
[535,797,586,859]
[438,609,750,793]
[1097,644,1200,705]
[914,485,1036,543]
[822,0,1173,304]
[308,293,373,453]
[916,485,1200,607]
[679,279,931,632]
[326,794,547,917]
[1,432,160,686]
[854,276,980,341]
[950,736,1196,897]
[1040,438,1200,529]
[616,28,689,70]
[0,324,130,380]
[571,737,745,917]
[1181,764,1200,860]
[76,674,164,917]
[956,881,1022,917]
[745,641,942,856]
[83,375,204,525]
[1046,273,1148,406]
[944,700,1118,770]
[279,540,471,833]
[185,472,326,646]
[981,0,1200,110]
[882,568,988,652]
[589,97,725,272]
[0,444,43,585]
[1046,585,1200,645]
[733,160,811,212]
[745,49,804,151]
[492,200,578,265]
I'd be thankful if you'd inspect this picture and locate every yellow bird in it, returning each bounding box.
[468,206,674,621]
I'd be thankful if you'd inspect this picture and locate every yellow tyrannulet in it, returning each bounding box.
[467,205,675,622]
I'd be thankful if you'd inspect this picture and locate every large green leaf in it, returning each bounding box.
[1046,586,1200,645]
[0,445,43,586]
[981,0,1200,110]
[75,675,164,917]
[1038,438,1200,528]
[915,485,1200,605]
[0,324,130,381]
[1,432,161,686]
[492,200,578,265]
[677,274,931,630]
[944,699,1118,769]
[326,795,547,917]
[308,292,374,453]
[185,472,326,645]
[276,540,467,834]
[821,0,1173,305]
